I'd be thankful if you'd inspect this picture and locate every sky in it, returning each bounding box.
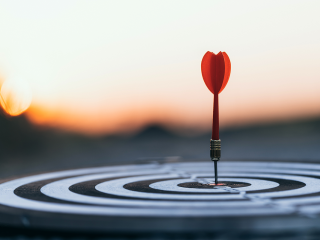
[0,0,319,135]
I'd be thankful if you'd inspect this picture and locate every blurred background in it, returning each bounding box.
[0,0,319,179]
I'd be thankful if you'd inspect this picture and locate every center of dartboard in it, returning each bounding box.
[178,181,251,189]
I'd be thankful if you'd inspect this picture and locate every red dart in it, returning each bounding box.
[201,51,231,184]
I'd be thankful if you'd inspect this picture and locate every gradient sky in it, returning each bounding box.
[0,0,319,135]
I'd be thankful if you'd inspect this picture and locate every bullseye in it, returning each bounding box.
[149,178,278,193]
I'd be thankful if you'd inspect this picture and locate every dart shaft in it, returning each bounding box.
[212,94,219,140]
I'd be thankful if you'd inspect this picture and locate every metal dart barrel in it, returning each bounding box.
[210,139,221,184]
[210,139,221,161]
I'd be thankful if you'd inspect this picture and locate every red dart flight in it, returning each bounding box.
[201,51,231,140]
[201,51,231,184]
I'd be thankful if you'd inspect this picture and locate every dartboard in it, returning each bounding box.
[1,160,320,233]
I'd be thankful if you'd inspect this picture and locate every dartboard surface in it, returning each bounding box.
[1,160,320,235]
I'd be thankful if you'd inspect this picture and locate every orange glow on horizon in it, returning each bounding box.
[25,92,320,136]
[26,104,200,136]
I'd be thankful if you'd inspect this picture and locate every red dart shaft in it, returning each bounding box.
[212,93,219,140]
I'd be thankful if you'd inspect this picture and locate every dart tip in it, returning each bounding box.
[214,160,218,184]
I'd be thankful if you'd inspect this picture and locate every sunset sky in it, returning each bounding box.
[0,0,319,135]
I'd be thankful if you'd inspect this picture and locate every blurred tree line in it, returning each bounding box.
[0,109,46,157]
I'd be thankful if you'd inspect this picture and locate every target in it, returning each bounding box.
[1,161,320,218]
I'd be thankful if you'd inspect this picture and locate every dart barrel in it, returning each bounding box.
[210,139,221,161]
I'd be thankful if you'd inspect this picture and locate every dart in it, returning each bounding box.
[201,51,231,185]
